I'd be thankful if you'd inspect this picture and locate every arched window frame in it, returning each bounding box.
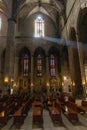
[23,54,29,77]
[50,54,56,77]
[37,54,43,76]
[35,15,44,37]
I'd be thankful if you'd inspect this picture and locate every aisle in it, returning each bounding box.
[62,112,87,130]
[43,109,67,130]
[1,108,87,130]
[21,108,33,130]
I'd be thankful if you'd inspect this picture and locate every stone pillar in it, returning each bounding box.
[68,47,76,84]
[46,55,50,93]
[4,18,16,91]
[14,56,19,83]
[76,34,86,96]
[0,53,3,93]
[31,55,34,93]
[0,53,2,79]
[68,46,77,97]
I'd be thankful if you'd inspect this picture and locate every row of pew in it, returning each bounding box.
[32,95,87,124]
[0,94,32,125]
[56,95,87,122]
[0,94,87,125]
[33,101,43,124]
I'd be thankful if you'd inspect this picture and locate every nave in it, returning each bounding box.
[1,107,87,130]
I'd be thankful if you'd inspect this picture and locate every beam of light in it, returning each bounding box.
[41,36,87,52]
[43,36,76,47]
[43,36,65,45]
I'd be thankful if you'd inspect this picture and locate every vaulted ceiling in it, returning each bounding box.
[18,0,64,16]
[1,0,65,20]
[0,0,64,16]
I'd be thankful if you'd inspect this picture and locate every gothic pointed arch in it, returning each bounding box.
[18,47,31,77]
[77,8,87,96]
[48,47,61,92]
[34,47,46,77]
[48,47,61,74]
[77,7,87,43]
[77,7,87,64]
[69,27,82,95]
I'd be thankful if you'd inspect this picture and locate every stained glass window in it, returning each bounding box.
[37,55,43,76]
[23,54,29,76]
[35,16,44,37]
[50,54,56,77]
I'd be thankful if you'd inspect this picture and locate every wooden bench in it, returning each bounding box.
[22,100,31,116]
[68,97,75,103]
[78,100,87,113]
[0,102,15,125]
[34,101,42,107]
[48,106,62,123]
[33,107,43,124]
[14,107,24,124]
[65,101,79,122]
[61,101,78,122]
[13,102,29,124]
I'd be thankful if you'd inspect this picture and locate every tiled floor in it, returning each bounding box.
[1,107,87,130]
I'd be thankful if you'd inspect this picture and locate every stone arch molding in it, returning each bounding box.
[66,1,87,38]
[0,0,9,16]
[75,1,87,33]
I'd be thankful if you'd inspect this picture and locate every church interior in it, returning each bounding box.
[0,0,87,130]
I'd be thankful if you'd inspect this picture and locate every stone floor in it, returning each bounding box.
[0,106,87,130]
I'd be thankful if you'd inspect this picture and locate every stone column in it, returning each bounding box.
[68,47,76,84]
[31,55,34,93]
[4,18,16,90]
[68,45,77,97]
[0,53,2,79]
[14,56,19,83]
[76,33,86,96]
[0,53,3,93]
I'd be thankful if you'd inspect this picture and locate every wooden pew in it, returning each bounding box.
[65,101,79,122]
[13,101,30,124]
[48,106,62,123]
[0,111,7,125]
[68,97,75,103]
[78,100,87,113]
[14,106,24,124]
[33,107,43,124]
[0,102,15,125]
[22,100,31,116]
[0,94,31,125]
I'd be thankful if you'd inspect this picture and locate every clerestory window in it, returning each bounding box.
[35,16,44,37]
